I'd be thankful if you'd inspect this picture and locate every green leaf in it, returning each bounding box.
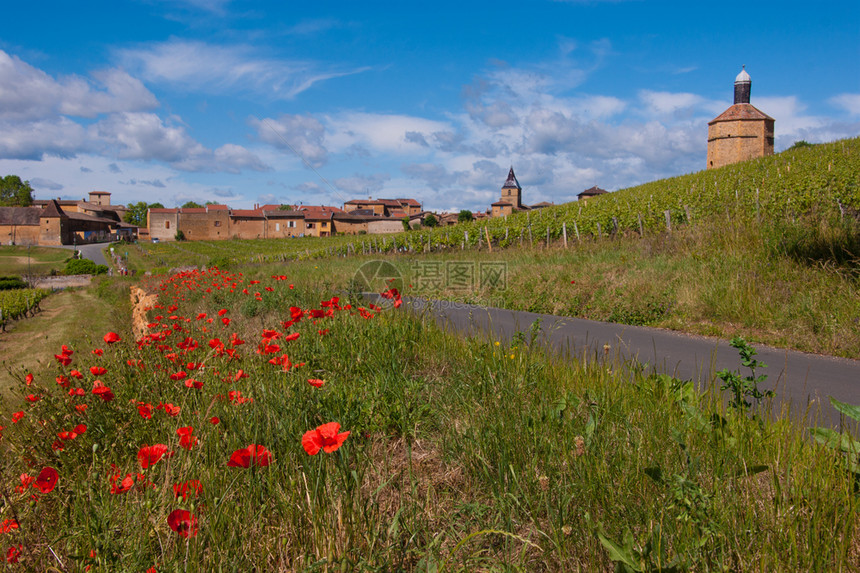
[830,397,860,423]
[597,532,641,571]
[810,427,860,454]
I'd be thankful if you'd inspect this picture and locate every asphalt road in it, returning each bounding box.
[56,243,110,266]
[403,297,859,431]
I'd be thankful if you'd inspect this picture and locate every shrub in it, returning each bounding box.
[64,258,108,275]
[0,276,28,290]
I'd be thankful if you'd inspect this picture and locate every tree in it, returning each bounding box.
[423,213,438,228]
[402,216,411,232]
[182,201,203,209]
[0,175,34,207]
[458,210,473,223]
[124,202,164,227]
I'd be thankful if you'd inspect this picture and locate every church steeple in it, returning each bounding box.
[734,65,751,105]
[502,167,521,191]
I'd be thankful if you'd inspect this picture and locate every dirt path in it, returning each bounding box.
[0,288,120,406]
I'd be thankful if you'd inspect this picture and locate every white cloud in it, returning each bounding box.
[326,112,450,155]
[639,90,704,115]
[251,114,328,167]
[0,50,157,121]
[118,39,370,99]
[830,93,860,116]
[0,117,89,160]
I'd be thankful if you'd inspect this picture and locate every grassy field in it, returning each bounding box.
[0,267,857,571]
[0,245,71,276]
[0,278,131,409]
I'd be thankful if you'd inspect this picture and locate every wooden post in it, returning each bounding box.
[596,223,602,238]
[612,217,619,235]
[562,222,568,248]
[485,226,493,253]
[546,226,550,247]
[574,221,580,242]
[463,231,468,250]
[638,213,644,237]
[505,227,509,242]
[684,205,692,225]
[664,210,672,233]
[755,188,760,223]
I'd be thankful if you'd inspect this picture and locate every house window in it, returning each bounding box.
[214,221,221,227]
[275,223,280,231]
[307,223,315,229]
[288,220,295,228]
[165,221,170,229]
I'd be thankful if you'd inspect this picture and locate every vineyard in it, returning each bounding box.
[135,137,860,267]
[0,288,50,330]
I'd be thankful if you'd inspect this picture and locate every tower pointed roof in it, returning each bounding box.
[502,167,521,190]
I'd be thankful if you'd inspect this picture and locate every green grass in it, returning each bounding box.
[0,245,71,276]
[0,268,857,570]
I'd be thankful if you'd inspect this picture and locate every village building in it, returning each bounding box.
[2,192,134,246]
[707,67,775,169]
[577,186,608,204]
[491,167,529,218]
[343,198,422,217]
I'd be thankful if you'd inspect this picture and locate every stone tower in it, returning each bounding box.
[501,167,522,208]
[707,67,775,169]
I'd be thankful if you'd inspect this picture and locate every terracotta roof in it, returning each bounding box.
[502,167,521,190]
[333,212,372,221]
[206,204,229,211]
[66,211,117,224]
[231,209,264,218]
[179,208,206,214]
[531,201,554,208]
[709,103,774,124]
[41,199,67,219]
[149,208,179,214]
[33,199,78,207]
[89,191,111,195]
[345,199,384,205]
[0,207,42,225]
[389,210,407,218]
[264,209,304,218]
[396,198,421,206]
[492,201,512,206]
[578,186,608,198]
[299,205,343,213]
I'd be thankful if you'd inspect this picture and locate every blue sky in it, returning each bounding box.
[0,0,858,212]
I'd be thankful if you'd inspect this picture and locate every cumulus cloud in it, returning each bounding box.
[333,172,391,195]
[0,50,157,121]
[252,114,328,167]
[0,117,89,160]
[118,39,370,99]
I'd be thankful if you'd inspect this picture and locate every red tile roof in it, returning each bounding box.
[709,103,774,124]
[206,204,229,210]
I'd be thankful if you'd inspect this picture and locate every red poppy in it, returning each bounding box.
[74,424,87,434]
[110,473,135,494]
[75,404,88,413]
[318,329,330,336]
[196,313,207,320]
[11,412,24,423]
[34,466,58,493]
[0,519,18,534]
[209,416,220,425]
[104,332,121,345]
[61,344,73,356]
[167,509,198,538]
[307,378,325,388]
[284,332,300,342]
[227,444,273,468]
[221,317,231,326]
[184,378,203,389]
[56,375,70,388]
[6,544,22,564]
[137,444,173,469]
[138,403,153,419]
[302,422,350,455]
[177,426,197,450]
[90,366,107,376]
[24,373,33,385]
[15,474,34,493]
[26,394,39,403]
[92,348,104,356]
[55,353,72,366]
[70,369,84,379]
[163,403,181,417]
[170,371,188,381]
[92,382,114,402]
[173,479,202,499]
[217,309,228,316]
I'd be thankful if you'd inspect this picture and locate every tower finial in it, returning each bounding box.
[734,66,751,104]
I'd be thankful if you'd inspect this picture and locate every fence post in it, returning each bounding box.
[574,221,580,242]
[638,213,644,237]
[683,205,692,225]
[562,222,568,248]
[664,210,672,234]
[612,217,619,235]
[596,223,602,238]
[485,226,493,253]
[546,226,550,247]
